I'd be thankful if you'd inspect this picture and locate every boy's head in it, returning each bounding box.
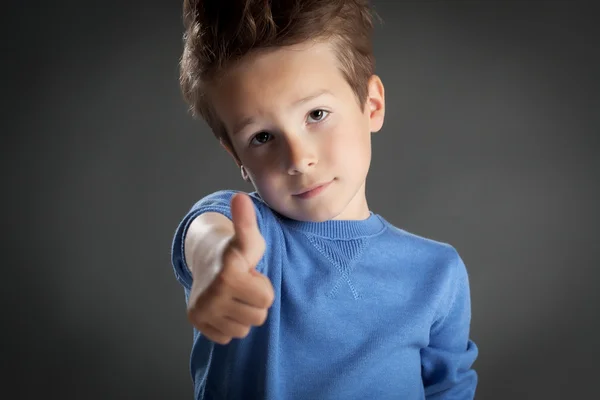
[180,0,385,222]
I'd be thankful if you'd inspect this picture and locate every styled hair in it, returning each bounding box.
[179,0,378,155]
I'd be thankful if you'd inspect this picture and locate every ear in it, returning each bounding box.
[240,165,250,182]
[220,137,252,183]
[365,75,385,133]
[219,137,242,167]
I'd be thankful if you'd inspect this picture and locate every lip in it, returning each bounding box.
[293,180,333,199]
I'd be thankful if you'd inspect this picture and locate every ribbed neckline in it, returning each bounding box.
[281,212,385,239]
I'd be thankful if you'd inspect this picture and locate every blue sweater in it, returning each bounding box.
[171,190,478,399]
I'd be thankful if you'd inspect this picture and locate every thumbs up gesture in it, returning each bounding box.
[186,193,275,345]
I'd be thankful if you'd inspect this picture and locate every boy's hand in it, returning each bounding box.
[187,193,274,345]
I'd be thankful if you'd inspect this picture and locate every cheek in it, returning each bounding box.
[241,150,275,175]
[327,122,370,163]
[246,162,281,191]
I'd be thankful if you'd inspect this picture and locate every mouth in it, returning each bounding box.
[293,180,333,199]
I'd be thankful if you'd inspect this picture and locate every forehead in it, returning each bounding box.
[208,41,350,125]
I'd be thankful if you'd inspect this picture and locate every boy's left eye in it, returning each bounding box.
[307,109,329,123]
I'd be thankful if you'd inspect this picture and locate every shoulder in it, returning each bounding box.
[189,189,275,224]
[378,216,457,256]
[376,216,466,281]
[183,190,281,274]
[377,216,472,314]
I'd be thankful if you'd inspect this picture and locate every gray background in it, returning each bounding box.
[4,1,599,399]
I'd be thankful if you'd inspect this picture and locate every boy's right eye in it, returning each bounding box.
[250,131,272,146]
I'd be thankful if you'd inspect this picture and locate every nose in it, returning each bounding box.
[285,135,317,175]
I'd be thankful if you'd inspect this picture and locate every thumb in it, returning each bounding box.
[229,192,265,268]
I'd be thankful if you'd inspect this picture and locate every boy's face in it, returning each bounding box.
[209,41,385,222]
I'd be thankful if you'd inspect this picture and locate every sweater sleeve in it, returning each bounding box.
[421,249,479,399]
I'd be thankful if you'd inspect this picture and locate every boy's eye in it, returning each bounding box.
[307,109,329,123]
[250,131,272,146]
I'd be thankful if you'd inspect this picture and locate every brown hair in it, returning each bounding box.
[179,0,378,157]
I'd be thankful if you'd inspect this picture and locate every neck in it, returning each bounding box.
[332,181,370,221]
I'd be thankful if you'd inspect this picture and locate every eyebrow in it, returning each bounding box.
[231,89,333,136]
[231,116,256,137]
[292,89,333,107]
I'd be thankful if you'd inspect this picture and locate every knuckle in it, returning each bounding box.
[255,310,268,326]
[192,299,223,327]
[257,235,266,254]
[186,302,197,317]
[215,336,232,345]
[257,296,271,309]
[198,324,210,336]
[203,326,231,345]
[186,305,198,320]
[235,326,251,338]
[260,287,275,308]
[187,304,206,326]
[186,310,198,327]
[242,326,251,337]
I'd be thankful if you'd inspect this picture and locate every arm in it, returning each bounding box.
[170,191,273,396]
[421,251,479,399]
[184,212,235,296]
[171,190,268,292]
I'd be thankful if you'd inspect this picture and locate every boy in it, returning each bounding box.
[171,0,478,399]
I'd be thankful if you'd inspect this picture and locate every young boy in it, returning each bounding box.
[171,1,478,399]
